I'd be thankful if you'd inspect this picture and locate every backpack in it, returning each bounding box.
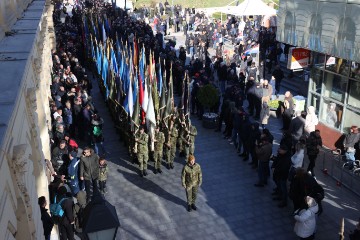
[93,126,102,137]
[50,196,68,222]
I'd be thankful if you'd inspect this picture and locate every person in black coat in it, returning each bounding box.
[248,123,262,168]
[289,111,306,151]
[58,186,75,240]
[38,196,54,240]
[272,144,291,208]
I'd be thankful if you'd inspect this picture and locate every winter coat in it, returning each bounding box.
[304,106,319,136]
[343,132,360,149]
[272,151,291,181]
[80,149,99,180]
[289,116,305,141]
[294,198,319,238]
[181,163,202,188]
[40,207,54,237]
[255,142,273,163]
[291,149,305,168]
[306,132,322,156]
[51,146,69,174]
[67,158,80,195]
[99,163,108,182]
[260,102,270,125]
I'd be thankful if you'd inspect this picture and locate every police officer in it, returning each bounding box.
[135,126,149,177]
[181,155,202,212]
[153,126,165,174]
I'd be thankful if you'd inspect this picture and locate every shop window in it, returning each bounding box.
[350,62,360,80]
[348,80,360,109]
[310,52,325,69]
[343,107,360,132]
[325,56,350,77]
[308,93,320,114]
[322,72,347,102]
[309,68,323,94]
[320,99,343,129]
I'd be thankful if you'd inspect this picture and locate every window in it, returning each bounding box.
[348,80,360,109]
[325,56,350,76]
[309,68,323,93]
[343,107,360,132]
[308,93,320,114]
[310,52,325,68]
[320,99,343,129]
[323,72,347,102]
[350,62,360,80]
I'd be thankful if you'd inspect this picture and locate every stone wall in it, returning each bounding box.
[0,0,56,239]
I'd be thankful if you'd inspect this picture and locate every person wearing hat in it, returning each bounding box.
[271,144,291,208]
[181,155,202,212]
[181,122,198,161]
[135,126,149,177]
[153,125,165,174]
[165,118,178,169]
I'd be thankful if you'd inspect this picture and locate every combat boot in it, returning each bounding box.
[187,205,192,212]
[143,170,148,176]
[170,163,174,169]
[167,163,171,169]
[191,204,197,211]
[139,171,144,177]
[158,168,162,173]
[154,169,158,174]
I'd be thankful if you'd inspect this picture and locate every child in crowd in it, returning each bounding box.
[98,157,108,194]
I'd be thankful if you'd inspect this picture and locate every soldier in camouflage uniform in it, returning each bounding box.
[135,126,149,177]
[181,155,202,212]
[165,118,178,169]
[181,123,198,161]
[153,125,165,174]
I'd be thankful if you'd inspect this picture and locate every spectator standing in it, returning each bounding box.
[272,145,291,208]
[294,196,319,240]
[343,126,360,170]
[304,106,319,137]
[289,111,306,150]
[282,91,294,131]
[38,196,54,240]
[254,136,272,187]
[272,65,284,94]
[80,147,99,203]
[98,157,108,194]
[57,186,75,240]
[306,130,322,176]
[67,151,80,196]
[260,98,270,129]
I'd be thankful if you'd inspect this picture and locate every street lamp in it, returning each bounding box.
[82,193,120,240]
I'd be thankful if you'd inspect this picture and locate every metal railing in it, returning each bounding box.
[319,148,360,197]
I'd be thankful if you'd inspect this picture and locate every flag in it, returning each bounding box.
[124,75,133,115]
[96,44,102,75]
[102,20,107,44]
[146,84,156,126]
[157,61,163,97]
[142,69,149,113]
[132,89,140,128]
[163,63,173,120]
[110,46,118,75]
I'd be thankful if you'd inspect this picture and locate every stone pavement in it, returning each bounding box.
[87,32,360,240]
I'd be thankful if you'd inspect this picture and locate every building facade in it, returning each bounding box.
[0,0,55,239]
[277,0,360,148]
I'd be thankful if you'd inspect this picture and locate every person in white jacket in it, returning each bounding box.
[304,106,319,136]
[294,196,319,240]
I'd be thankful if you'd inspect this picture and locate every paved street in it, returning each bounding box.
[89,32,360,240]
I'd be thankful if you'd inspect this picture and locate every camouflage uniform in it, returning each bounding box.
[136,131,149,171]
[181,162,202,206]
[153,130,165,171]
[165,126,178,168]
[181,125,198,160]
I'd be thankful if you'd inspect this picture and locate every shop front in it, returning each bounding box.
[308,52,360,148]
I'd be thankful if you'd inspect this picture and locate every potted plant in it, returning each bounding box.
[197,84,220,129]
